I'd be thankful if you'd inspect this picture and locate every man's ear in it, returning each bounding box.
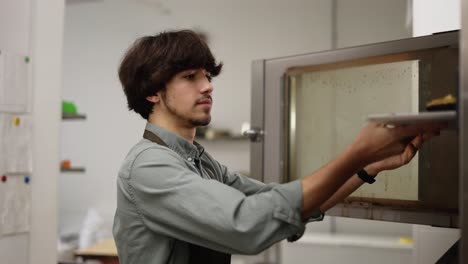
[146,94,160,104]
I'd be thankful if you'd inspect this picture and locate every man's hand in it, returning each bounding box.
[363,131,439,176]
[350,122,446,167]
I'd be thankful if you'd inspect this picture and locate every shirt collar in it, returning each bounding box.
[145,122,204,160]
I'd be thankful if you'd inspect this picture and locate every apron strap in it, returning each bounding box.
[143,129,169,147]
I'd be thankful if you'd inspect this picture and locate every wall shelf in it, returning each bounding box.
[62,113,86,120]
[61,112,87,174]
[60,167,86,173]
[195,135,248,141]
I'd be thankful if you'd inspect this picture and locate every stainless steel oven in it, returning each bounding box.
[248,31,460,228]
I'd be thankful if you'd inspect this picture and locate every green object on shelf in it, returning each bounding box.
[62,101,78,114]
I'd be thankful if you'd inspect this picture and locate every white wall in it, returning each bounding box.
[336,0,412,48]
[30,0,64,263]
[60,0,333,234]
[413,0,460,37]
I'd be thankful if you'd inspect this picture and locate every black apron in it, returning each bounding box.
[143,130,231,264]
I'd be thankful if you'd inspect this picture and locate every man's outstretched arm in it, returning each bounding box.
[300,122,443,219]
[318,134,428,213]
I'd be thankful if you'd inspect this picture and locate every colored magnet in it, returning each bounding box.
[13,116,20,126]
[25,56,30,63]
[1,175,6,183]
[24,176,30,184]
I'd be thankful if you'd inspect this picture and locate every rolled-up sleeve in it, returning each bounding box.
[125,146,308,255]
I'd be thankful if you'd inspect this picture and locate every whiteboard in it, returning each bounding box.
[0,50,32,113]
[0,1,32,263]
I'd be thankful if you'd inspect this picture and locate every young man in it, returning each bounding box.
[113,30,443,264]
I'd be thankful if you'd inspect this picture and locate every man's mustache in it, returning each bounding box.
[196,96,212,104]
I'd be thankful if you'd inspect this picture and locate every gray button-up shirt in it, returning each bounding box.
[113,123,323,264]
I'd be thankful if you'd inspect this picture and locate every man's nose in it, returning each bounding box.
[200,78,213,94]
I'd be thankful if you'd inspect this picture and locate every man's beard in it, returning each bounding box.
[161,93,211,127]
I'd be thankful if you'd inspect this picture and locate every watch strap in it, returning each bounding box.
[357,169,376,184]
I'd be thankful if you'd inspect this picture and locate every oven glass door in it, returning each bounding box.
[282,42,458,223]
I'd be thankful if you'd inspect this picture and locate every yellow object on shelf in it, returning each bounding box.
[398,237,414,245]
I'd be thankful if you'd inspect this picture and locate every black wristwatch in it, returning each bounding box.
[357,169,376,184]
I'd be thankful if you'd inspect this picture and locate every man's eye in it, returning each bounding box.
[184,73,196,80]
